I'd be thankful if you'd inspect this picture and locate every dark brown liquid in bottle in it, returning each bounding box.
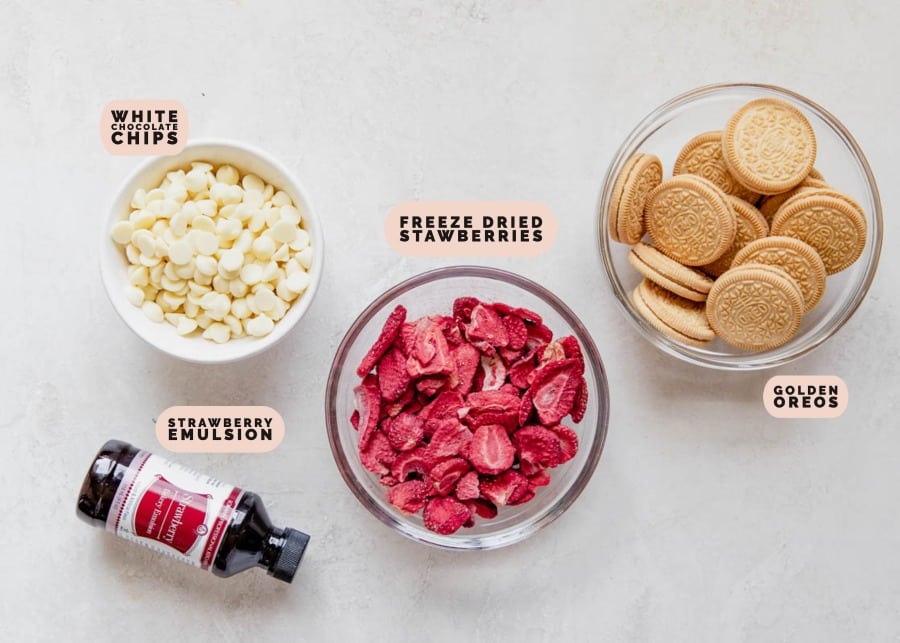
[77,439,309,583]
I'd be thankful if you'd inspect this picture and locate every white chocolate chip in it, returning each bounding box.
[219,248,244,274]
[176,316,199,336]
[296,246,313,270]
[111,221,135,245]
[142,301,164,323]
[246,314,275,337]
[191,230,218,256]
[286,270,311,295]
[168,239,193,265]
[216,165,240,185]
[272,191,291,207]
[252,236,275,260]
[242,174,265,192]
[239,263,263,285]
[254,286,277,312]
[203,322,231,344]
[125,285,145,307]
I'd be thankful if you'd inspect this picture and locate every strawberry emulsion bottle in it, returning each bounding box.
[77,439,309,583]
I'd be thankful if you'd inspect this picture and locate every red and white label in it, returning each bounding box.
[106,451,242,570]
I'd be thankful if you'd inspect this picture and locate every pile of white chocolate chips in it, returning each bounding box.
[110,162,313,342]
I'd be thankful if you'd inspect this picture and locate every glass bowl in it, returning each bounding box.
[325,266,609,550]
[597,83,883,370]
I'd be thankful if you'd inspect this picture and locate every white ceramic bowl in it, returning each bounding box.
[100,139,324,364]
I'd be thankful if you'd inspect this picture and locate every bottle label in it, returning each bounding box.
[106,450,243,570]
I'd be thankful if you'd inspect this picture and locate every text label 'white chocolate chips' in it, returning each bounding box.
[111,161,314,343]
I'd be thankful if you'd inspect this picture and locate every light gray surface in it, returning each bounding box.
[1,1,898,641]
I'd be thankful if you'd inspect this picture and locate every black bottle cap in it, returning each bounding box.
[269,528,310,583]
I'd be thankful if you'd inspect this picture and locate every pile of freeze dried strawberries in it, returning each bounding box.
[351,297,588,535]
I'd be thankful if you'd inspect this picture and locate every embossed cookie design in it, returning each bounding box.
[700,195,769,277]
[706,264,804,351]
[722,98,817,195]
[770,194,866,274]
[673,130,760,203]
[732,236,826,313]
[645,175,736,266]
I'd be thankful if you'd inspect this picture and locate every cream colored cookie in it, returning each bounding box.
[673,130,761,203]
[706,263,804,351]
[770,193,866,274]
[631,279,714,347]
[722,98,817,195]
[732,236,826,313]
[700,196,769,277]
[644,175,736,266]
[628,242,714,301]
[608,153,663,244]
[758,178,832,224]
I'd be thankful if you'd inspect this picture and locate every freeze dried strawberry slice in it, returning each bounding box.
[511,306,543,326]
[540,341,566,365]
[380,474,399,487]
[469,424,515,475]
[425,418,472,459]
[558,335,584,364]
[384,387,416,418]
[350,410,360,431]
[570,378,588,424]
[429,457,470,496]
[387,480,429,514]
[354,378,381,449]
[391,446,431,481]
[518,387,534,426]
[465,304,509,348]
[513,425,561,468]
[356,305,406,377]
[451,343,480,393]
[359,431,397,475]
[518,457,543,477]
[386,412,424,452]
[480,470,529,507]
[377,347,411,402]
[420,390,465,436]
[416,376,447,397]
[502,314,528,350]
[455,470,480,500]
[406,318,454,378]
[508,349,538,389]
[467,498,498,520]
[529,358,582,425]
[528,469,552,487]
[465,391,520,430]
[498,346,524,364]
[508,486,535,506]
[423,497,471,535]
[490,301,515,316]
[526,322,553,346]
[453,297,482,322]
[480,353,507,391]
[550,424,579,464]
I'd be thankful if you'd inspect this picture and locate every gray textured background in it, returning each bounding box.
[0,1,897,641]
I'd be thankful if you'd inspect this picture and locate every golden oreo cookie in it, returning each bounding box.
[631,279,714,347]
[706,264,804,351]
[608,153,663,244]
[644,175,736,266]
[732,236,826,313]
[770,193,866,274]
[700,196,769,277]
[627,242,714,302]
[722,98,817,195]
[673,130,761,203]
